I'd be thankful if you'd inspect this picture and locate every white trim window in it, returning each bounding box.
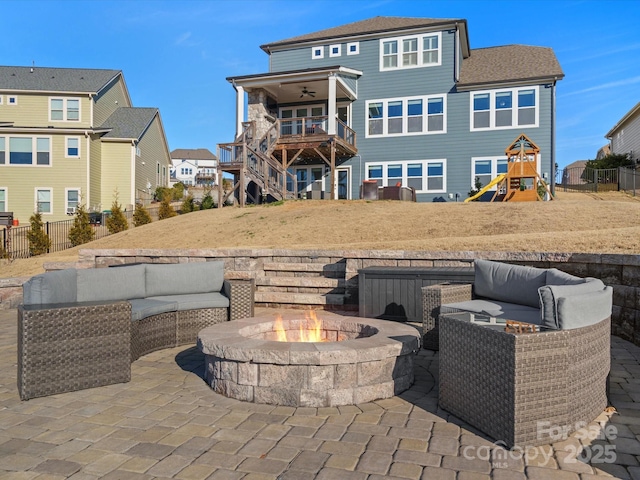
[2,136,51,166]
[329,44,341,57]
[471,86,538,131]
[65,188,80,214]
[0,188,6,212]
[0,96,3,105]
[347,42,359,55]
[366,95,446,137]
[366,159,446,193]
[35,188,52,214]
[311,46,324,59]
[380,32,441,71]
[66,137,81,158]
[471,157,508,191]
[8,95,17,105]
[50,97,81,122]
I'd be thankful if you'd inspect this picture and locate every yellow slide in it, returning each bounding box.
[464,174,506,203]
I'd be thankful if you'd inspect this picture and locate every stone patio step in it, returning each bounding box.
[255,275,344,289]
[254,292,345,305]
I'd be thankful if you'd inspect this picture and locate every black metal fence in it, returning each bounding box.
[556,167,620,193]
[1,208,163,260]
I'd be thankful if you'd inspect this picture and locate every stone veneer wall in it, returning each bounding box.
[2,248,639,346]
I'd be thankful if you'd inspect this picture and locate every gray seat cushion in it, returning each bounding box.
[129,298,179,321]
[545,268,586,286]
[538,278,608,329]
[443,299,541,325]
[145,262,225,297]
[147,292,230,311]
[22,268,78,305]
[474,259,547,308]
[77,264,146,303]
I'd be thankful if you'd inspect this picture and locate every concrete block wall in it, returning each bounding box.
[1,248,639,346]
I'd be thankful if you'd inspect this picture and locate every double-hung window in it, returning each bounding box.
[50,97,81,122]
[471,87,538,131]
[66,189,80,214]
[380,32,441,71]
[0,137,4,165]
[472,157,508,191]
[6,136,51,165]
[0,188,6,211]
[366,160,446,193]
[66,137,80,158]
[366,95,446,137]
[36,188,52,214]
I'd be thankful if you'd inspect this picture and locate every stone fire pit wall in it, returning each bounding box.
[197,312,421,407]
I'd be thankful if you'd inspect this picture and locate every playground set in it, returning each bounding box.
[465,133,553,202]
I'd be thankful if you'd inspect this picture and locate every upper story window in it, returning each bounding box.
[347,42,359,55]
[50,97,81,122]
[366,95,446,138]
[329,44,341,57]
[66,137,80,158]
[0,188,6,211]
[312,46,324,59]
[0,136,51,166]
[8,95,17,105]
[471,87,538,131]
[0,96,3,105]
[380,32,441,71]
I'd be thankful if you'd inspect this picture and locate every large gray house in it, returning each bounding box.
[218,16,564,204]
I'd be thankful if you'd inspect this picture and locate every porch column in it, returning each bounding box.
[330,140,336,199]
[235,85,245,138]
[327,74,337,135]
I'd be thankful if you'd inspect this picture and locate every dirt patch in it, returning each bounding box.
[2,191,640,279]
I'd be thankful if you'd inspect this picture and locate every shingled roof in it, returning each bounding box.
[458,45,564,89]
[261,16,464,51]
[171,148,217,161]
[0,66,121,93]
[100,107,158,140]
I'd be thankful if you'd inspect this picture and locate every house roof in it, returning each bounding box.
[457,45,564,89]
[0,65,121,93]
[605,101,640,139]
[565,160,588,170]
[171,148,217,161]
[100,107,158,140]
[261,16,466,51]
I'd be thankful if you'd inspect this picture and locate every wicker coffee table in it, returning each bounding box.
[438,311,610,448]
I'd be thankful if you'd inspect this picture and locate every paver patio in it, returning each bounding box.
[1,307,639,479]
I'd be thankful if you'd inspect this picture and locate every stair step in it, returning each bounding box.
[255,292,344,305]
[256,276,343,288]
[263,263,345,273]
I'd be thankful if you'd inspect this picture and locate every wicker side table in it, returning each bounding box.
[421,283,472,350]
[227,279,255,321]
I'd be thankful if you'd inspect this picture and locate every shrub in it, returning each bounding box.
[68,204,95,246]
[132,203,152,226]
[586,153,633,170]
[172,182,185,201]
[106,193,129,234]
[181,194,195,213]
[158,197,177,220]
[200,194,215,210]
[27,211,51,256]
[467,177,483,200]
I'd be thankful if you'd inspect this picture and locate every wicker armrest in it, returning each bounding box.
[18,301,132,400]
[421,283,473,350]
[224,279,255,321]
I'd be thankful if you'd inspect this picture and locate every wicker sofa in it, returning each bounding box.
[18,261,254,400]
[424,259,613,447]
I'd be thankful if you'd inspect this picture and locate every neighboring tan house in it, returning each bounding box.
[605,101,640,163]
[0,66,171,222]
[219,16,564,204]
[170,148,218,186]
[596,144,611,160]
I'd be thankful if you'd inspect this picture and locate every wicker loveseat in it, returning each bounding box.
[18,261,254,400]
[425,259,613,447]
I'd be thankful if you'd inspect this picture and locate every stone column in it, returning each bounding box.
[247,88,275,139]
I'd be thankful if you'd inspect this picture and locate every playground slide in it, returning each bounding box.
[464,174,506,203]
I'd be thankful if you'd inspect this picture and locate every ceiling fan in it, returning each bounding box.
[300,86,316,98]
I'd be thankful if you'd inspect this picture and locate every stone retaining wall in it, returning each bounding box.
[1,248,639,345]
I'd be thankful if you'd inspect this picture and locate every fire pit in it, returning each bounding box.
[197,311,421,407]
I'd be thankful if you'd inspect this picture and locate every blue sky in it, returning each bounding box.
[2,0,639,170]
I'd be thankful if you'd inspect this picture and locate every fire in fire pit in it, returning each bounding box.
[197,311,421,407]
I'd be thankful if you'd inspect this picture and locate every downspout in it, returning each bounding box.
[551,78,557,197]
[454,23,460,82]
[85,131,90,208]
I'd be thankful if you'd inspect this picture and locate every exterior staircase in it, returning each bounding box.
[254,259,348,308]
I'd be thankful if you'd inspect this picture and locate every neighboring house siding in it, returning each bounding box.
[611,114,640,159]
[137,116,171,193]
[0,92,91,128]
[89,134,103,212]
[93,76,130,126]
[101,142,133,209]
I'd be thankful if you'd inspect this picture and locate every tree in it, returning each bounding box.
[27,211,51,256]
[68,204,95,246]
[172,182,185,201]
[158,197,177,220]
[132,203,152,227]
[200,193,215,210]
[106,192,129,234]
[585,153,633,170]
[181,194,195,213]
[467,177,484,200]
